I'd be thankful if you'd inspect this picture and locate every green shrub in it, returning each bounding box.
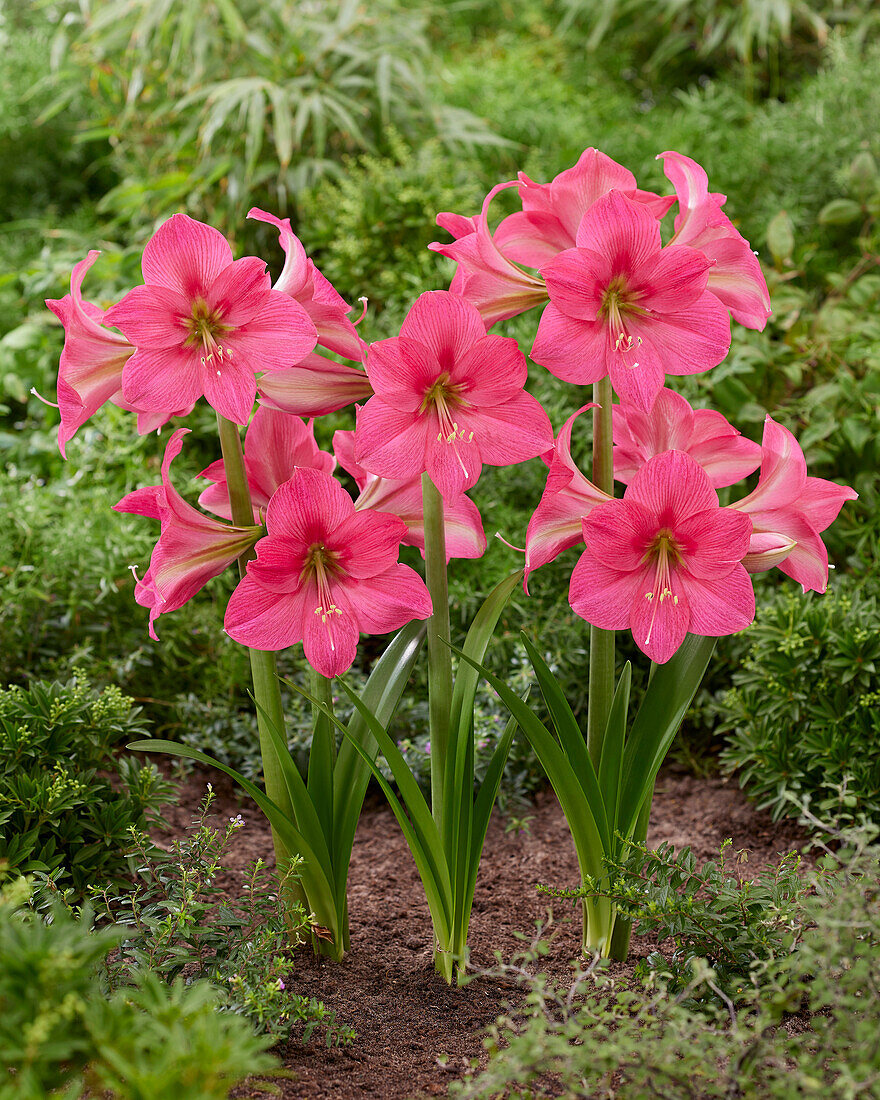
[89,792,354,1046]
[0,680,175,897]
[544,838,809,1007]
[45,0,501,235]
[717,576,880,826]
[0,878,280,1100]
[454,831,880,1100]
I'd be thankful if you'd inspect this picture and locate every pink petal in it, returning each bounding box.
[122,345,204,416]
[493,210,570,268]
[258,355,373,416]
[540,247,611,322]
[229,291,318,374]
[142,214,233,299]
[333,509,409,579]
[606,341,666,413]
[246,407,335,505]
[400,291,487,371]
[206,256,272,326]
[114,484,164,522]
[741,531,798,573]
[678,567,755,636]
[365,336,442,411]
[247,207,311,297]
[675,507,752,579]
[794,476,858,534]
[638,245,712,313]
[354,399,431,482]
[333,428,369,492]
[574,191,662,270]
[451,334,528,405]
[344,565,433,635]
[629,573,691,664]
[225,576,303,651]
[624,293,731,380]
[687,409,761,487]
[530,304,609,385]
[734,417,806,513]
[703,235,771,330]
[102,283,190,349]
[521,149,638,243]
[569,551,645,631]
[425,430,479,499]
[626,450,718,523]
[201,351,257,426]
[583,499,656,572]
[264,467,355,546]
[460,392,553,468]
[301,581,361,678]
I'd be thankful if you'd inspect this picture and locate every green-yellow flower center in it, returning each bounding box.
[599,276,646,365]
[184,299,234,375]
[301,544,344,638]
[420,373,473,477]
[641,530,683,644]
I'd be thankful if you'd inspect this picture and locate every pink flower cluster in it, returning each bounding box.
[47,145,856,672]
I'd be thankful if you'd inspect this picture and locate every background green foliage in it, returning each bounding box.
[455,830,880,1099]
[0,680,174,896]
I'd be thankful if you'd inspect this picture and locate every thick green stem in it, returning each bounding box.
[587,378,615,770]
[216,415,305,912]
[609,661,657,961]
[422,473,452,833]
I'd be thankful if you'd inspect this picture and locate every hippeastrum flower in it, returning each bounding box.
[45,252,193,454]
[45,251,136,456]
[613,387,761,488]
[104,213,318,425]
[429,183,550,327]
[570,450,755,664]
[198,406,335,523]
[354,291,553,500]
[658,151,771,331]
[524,404,610,591]
[114,428,261,639]
[258,352,374,417]
[531,191,731,411]
[247,208,365,361]
[333,429,486,560]
[730,416,858,592]
[224,467,432,678]
[495,147,674,270]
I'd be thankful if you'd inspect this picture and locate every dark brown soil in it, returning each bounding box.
[163,767,806,1100]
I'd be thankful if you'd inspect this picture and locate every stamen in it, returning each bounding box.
[495,532,525,553]
[352,297,369,326]
[30,387,60,409]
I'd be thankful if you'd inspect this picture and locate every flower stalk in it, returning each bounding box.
[587,377,615,771]
[216,413,318,944]
[422,472,453,833]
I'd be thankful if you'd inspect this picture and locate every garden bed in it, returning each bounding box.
[161,767,806,1100]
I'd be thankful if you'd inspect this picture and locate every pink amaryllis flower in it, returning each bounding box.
[104,214,318,425]
[45,251,135,456]
[613,387,762,488]
[494,147,674,269]
[333,429,486,560]
[258,352,374,417]
[224,467,432,678]
[730,417,857,592]
[114,428,261,639]
[570,450,755,664]
[659,151,771,330]
[429,183,550,327]
[354,291,553,500]
[45,252,194,454]
[524,404,610,591]
[531,190,731,410]
[247,208,364,361]
[198,406,335,523]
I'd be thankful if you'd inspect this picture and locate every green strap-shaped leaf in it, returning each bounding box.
[288,677,453,935]
[618,634,716,838]
[518,634,611,852]
[450,648,609,879]
[598,662,631,853]
[249,690,334,873]
[127,739,339,939]
[445,570,522,911]
[331,620,426,892]
[465,706,520,926]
